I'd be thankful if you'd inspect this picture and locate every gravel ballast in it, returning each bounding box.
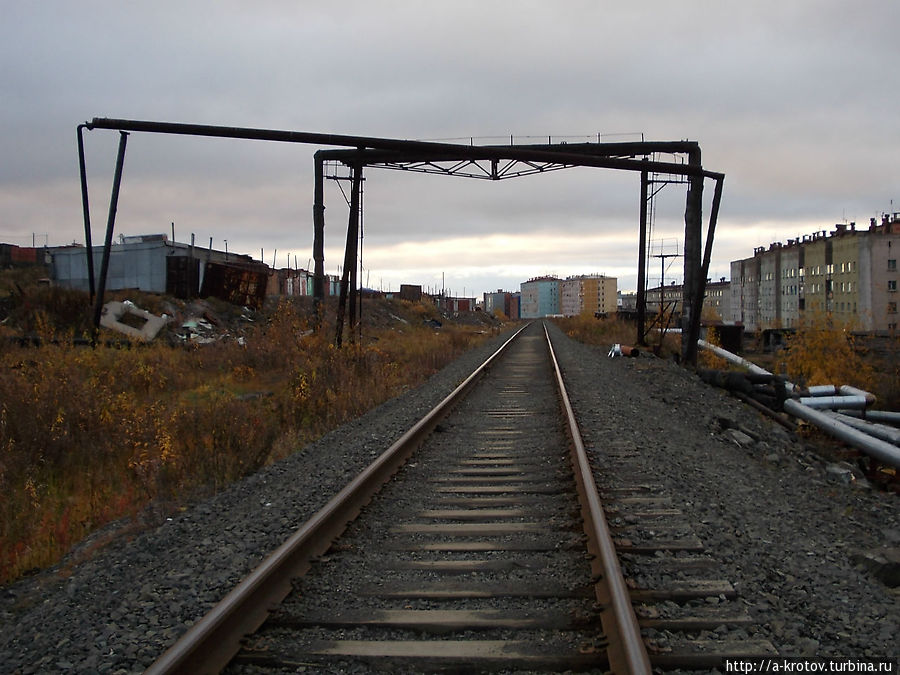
[1,323,897,673]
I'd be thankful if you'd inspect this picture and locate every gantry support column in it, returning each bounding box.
[77,124,96,302]
[312,152,326,321]
[335,163,362,347]
[682,147,704,365]
[636,162,649,346]
[91,131,129,336]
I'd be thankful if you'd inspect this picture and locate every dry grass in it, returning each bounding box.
[0,294,490,584]
[552,313,681,357]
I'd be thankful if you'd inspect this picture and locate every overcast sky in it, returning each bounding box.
[2,1,897,296]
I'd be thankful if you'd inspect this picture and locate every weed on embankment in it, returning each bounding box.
[0,296,492,585]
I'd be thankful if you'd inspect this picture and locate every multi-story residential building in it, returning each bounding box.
[483,290,521,319]
[509,292,521,320]
[831,224,861,322]
[860,217,900,331]
[560,274,618,317]
[484,290,507,317]
[618,291,637,313]
[802,230,831,316]
[728,213,900,333]
[642,278,731,322]
[590,274,618,317]
[520,276,561,318]
[779,240,802,328]
[729,256,760,329]
[757,244,781,328]
[559,277,581,317]
[645,282,684,316]
[704,278,732,320]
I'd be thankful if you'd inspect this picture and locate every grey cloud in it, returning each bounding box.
[2,1,898,296]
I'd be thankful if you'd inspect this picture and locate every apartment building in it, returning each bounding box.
[560,274,618,317]
[779,241,802,328]
[483,290,521,319]
[520,276,561,318]
[704,278,732,320]
[729,256,759,329]
[729,214,900,333]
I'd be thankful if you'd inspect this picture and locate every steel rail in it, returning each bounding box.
[544,324,653,675]
[145,323,531,675]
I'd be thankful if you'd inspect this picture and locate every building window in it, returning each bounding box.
[889,302,898,314]
[889,259,898,271]
[889,280,898,292]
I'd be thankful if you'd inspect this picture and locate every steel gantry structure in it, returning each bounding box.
[78,117,724,364]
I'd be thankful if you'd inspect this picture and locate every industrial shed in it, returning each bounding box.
[49,235,252,299]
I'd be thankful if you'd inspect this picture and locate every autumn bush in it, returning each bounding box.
[0,295,489,584]
[781,314,875,392]
[697,325,731,370]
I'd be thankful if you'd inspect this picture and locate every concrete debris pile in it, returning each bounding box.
[99,301,169,342]
[173,300,255,345]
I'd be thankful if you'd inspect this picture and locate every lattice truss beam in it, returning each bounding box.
[320,144,691,182]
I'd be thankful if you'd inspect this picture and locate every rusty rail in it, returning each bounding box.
[145,324,530,675]
[147,321,651,673]
[544,324,652,674]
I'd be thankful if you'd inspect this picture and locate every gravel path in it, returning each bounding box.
[1,323,896,673]
[545,322,898,662]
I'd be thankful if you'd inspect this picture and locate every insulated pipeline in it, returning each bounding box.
[783,400,900,469]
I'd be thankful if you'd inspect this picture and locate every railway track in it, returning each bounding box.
[148,322,775,674]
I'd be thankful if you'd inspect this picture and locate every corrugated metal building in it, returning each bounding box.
[49,235,248,296]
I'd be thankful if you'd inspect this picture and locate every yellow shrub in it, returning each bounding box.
[784,313,874,390]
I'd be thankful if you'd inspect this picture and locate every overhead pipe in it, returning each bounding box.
[86,118,722,179]
[783,399,900,469]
